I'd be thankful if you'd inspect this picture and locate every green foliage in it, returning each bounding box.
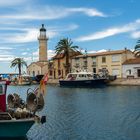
[55,38,79,74]
[55,38,79,54]
[134,39,140,57]
[10,58,27,76]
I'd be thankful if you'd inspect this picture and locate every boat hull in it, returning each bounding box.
[0,118,34,138]
[59,79,107,87]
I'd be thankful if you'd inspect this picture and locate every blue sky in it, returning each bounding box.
[0,0,140,73]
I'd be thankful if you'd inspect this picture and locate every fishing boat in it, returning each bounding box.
[0,80,46,139]
[59,71,107,87]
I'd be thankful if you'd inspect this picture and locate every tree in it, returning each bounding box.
[10,58,27,76]
[55,38,79,74]
[134,39,140,57]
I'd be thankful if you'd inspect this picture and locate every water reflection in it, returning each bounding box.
[7,85,140,140]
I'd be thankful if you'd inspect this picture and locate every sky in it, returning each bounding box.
[0,0,140,73]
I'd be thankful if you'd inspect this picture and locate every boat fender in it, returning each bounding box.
[41,115,46,124]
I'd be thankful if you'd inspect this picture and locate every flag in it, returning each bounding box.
[43,73,48,84]
[39,73,48,95]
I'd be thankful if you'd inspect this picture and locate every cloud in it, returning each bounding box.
[0,23,78,43]
[68,8,106,17]
[131,31,140,39]
[0,47,13,50]
[88,49,107,54]
[21,52,28,55]
[0,28,57,43]
[0,54,15,62]
[48,50,55,59]
[0,6,106,20]
[50,24,79,32]
[76,19,140,42]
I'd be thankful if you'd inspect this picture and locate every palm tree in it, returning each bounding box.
[10,58,27,76]
[55,38,79,74]
[134,39,140,57]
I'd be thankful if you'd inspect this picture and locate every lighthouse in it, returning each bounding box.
[27,24,48,77]
[38,24,48,62]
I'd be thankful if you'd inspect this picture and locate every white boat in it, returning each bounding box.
[59,71,107,87]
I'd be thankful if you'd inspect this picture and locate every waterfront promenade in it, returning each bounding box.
[47,78,140,86]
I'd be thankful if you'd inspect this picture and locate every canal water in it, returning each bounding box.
[7,85,140,140]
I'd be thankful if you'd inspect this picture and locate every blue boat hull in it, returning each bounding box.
[0,118,34,138]
[59,79,107,87]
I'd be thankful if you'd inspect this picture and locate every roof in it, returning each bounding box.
[73,49,132,58]
[28,61,47,68]
[53,50,82,59]
[123,58,140,65]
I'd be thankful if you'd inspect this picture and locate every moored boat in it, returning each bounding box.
[0,80,46,139]
[59,71,107,87]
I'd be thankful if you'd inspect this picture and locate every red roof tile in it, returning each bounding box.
[123,58,140,65]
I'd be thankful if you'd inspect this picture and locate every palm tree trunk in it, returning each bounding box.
[18,64,21,77]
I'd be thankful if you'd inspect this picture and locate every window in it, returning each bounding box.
[112,55,120,62]
[38,71,40,75]
[102,57,106,63]
[128,70,131,75]
[58,70,61,75]
[32,71,35,76]
[92,57,96,62]
[92,57,96,65]
[93,68,96,73]
[75,58,79,63]
[84,60,87,65]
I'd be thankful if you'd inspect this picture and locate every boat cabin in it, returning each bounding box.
[65,72,93,81]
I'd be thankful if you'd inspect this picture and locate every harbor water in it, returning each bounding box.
[7,85,140,140]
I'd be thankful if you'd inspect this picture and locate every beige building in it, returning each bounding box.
[72,49,134,78]
[27,24,48,76]
[48,50,81,79]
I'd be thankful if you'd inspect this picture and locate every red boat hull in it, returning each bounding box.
[0,94,6,112]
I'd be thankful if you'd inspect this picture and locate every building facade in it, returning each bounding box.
[27,24,48,76]
[72,49,134,78]
[48,51,81,79]
[122,58,140,78]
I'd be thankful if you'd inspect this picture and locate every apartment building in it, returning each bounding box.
[72,49,134,78]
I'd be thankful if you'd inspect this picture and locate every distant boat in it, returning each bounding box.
[0,80,46,139]
[59,71,107,87]
[11,75,32,85]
